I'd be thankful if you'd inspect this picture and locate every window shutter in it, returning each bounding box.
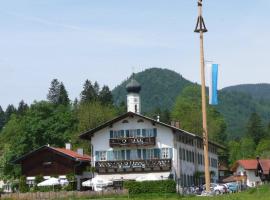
[126,150,131,160]
[169,148,173,159]
[121,150,125,160]
[153,128,157,137]
[95,151,99,161]
[110,130,113,138]
[137,129,141,137]
[154,148,160,159]
[137,149,142,159]
[126,130,130,137]
[142,129,146,137]
[107,151,113,161]
[142,149,146,160]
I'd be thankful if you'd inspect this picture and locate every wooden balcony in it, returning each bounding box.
[95,159,171,174]
[109,137,156,147]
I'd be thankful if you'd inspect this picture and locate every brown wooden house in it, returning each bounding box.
[14,145,91,177]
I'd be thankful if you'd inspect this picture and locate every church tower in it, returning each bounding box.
[126,75,141,114]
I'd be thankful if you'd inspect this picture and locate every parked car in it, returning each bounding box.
[225,182,239,193]
[203,183,226,194]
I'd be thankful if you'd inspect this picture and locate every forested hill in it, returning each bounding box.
[222,83,270,100]
[112,68,270,140]
[112,68,193,113]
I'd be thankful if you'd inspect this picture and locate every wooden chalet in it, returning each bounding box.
[13,145,91,177]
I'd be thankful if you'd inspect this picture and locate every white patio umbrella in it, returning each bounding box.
[82,176,113,190]
[37,177,60,187]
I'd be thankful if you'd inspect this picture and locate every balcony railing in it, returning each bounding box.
[109,137,156,147]
[95,159,171,173]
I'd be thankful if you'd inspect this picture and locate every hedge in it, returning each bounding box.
[123,180,176,194]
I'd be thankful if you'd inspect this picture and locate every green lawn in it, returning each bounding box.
[59,185,270,200]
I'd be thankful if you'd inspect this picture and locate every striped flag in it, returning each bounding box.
[208,63,218,105]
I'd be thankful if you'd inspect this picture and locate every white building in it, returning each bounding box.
[80,77,223,188]
[232,159,270,187]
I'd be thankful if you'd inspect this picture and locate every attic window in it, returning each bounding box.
[137,119,144,123]
[122,120,129,123]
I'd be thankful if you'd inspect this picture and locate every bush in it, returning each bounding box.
[19,176,29,193]
[123,180,176,194]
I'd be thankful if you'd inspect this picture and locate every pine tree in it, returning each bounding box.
[99,85,113,105]
[58,82,70,105]
[93,81,100,97]
[47,79,60,104]
[17,100,29,115]
[0,105,5,130]
[5,104,17,123]
[80,80,97,103]
[246,112,265,145]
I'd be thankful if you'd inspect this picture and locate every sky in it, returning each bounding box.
[0,0,270,109]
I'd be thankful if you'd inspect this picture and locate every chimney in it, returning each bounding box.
[77,148,84,156]
[65,143,71,150]
[171,121,175,127]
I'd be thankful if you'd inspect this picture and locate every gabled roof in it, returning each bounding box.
[236,160,258,170]
[233,159,270,174]
[51,147,91,161]
[79,111,225,149]
[13,145,91,164]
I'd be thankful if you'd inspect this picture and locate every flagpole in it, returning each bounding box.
[194,0,210,192]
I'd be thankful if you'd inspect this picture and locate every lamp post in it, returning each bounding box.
[194,0,210,192]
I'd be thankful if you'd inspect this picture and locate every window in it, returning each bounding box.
[96,151,106,161]
[162,148,169,159]
[146,149,155,159]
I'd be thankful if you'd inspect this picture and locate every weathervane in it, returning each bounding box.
[194,0,211,192]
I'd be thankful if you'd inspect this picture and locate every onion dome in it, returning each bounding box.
[126,76,141,93]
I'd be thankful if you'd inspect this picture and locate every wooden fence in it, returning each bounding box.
[0,189,128,200]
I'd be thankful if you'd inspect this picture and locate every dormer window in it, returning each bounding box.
[122,120,129,123]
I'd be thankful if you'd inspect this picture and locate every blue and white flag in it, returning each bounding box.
[208,63,218,105]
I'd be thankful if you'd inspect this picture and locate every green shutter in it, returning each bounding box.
[110,130,113,138]
[142,149,146,160]
[126,130,129,137]
[137,149,142,159]
[95,151,99,161]
[153,128,157,137]
[126,150,131,160]
[121,150,125,160]
[169,148,173,159]
[137,129,141,137]
[142,129,146,137]
[154,148,160,159]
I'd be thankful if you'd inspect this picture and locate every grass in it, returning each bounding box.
[57,184,270,200]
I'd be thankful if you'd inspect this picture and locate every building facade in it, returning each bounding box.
[80,77,222,188]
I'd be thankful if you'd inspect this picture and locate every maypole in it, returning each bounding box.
[194,0,210,192]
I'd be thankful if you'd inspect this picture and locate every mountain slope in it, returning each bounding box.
[112,68,193,113]
[222,83,270,101]
[112,68,270,140]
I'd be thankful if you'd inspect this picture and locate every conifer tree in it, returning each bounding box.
[58,82,70,105]
[0,105,5,130]
[80,80,97,103]
[5,104,16,123]
[47,79,60,104]
[17,100,29,115]
[246,112,265,145]
[99,85,113,105]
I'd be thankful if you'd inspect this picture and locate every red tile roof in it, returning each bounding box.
[233,159,270,175]
[51,147,91,161]
[237,160,258,170]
